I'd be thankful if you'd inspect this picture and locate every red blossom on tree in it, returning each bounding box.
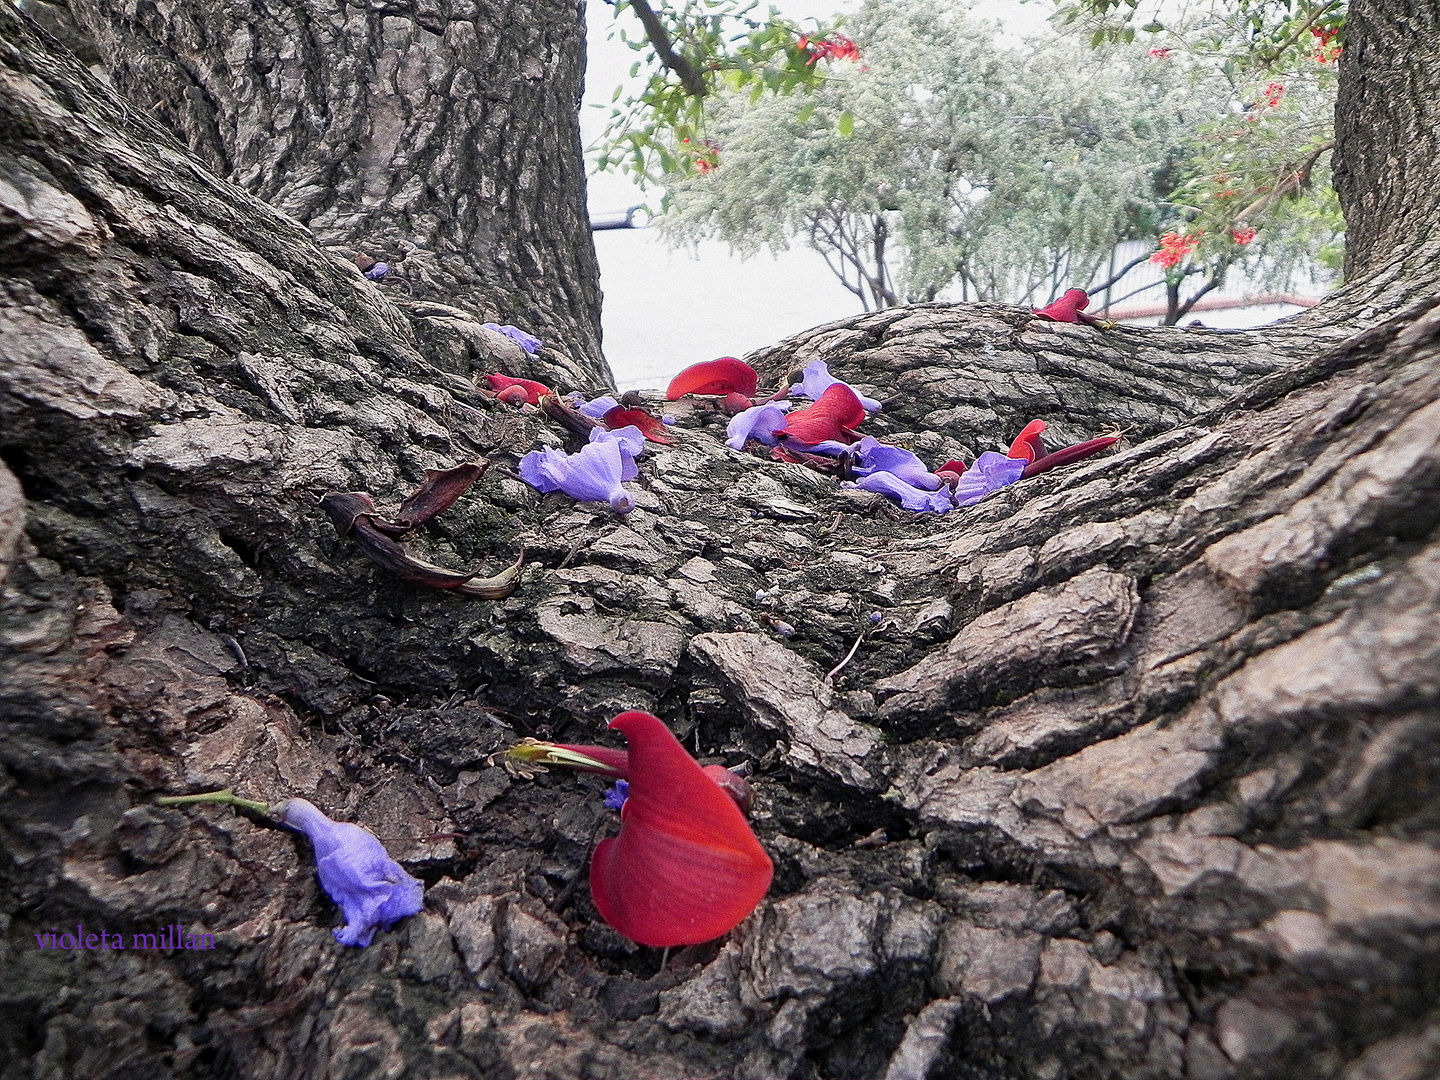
[798,33,860,65]
[1149,231,1200,270]
[1232,226,1257,245]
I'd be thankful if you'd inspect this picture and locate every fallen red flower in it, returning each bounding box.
[666,357,759,400]
[485,373,552,405]
[936,459,968,476]
[1021,435,1120,478]
[1032,289,1104,326]
[778,383,866,444]
[590,712,772,947]
[1007,419,1048,463]
[603,406,676,444]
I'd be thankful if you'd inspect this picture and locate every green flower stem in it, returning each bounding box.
[155,788,271,816]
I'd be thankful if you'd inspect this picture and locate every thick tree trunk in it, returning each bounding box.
[63,0,610,389]
[3,3,1440,1080]
[1333,0,1440,287]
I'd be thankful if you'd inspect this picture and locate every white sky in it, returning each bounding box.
[582,1,1056,389]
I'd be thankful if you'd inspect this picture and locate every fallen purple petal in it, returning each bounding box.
[848,471,954,512]
[792,359,882,412]
[726,401,792,449]
[518,427,645,513]
[577,395,621,419]
[363,262,390,281]
[482,323,543,354]
[954,451,1027,506]
[272,798,424,947]
[851,437,943,490]
[603,780,630,810]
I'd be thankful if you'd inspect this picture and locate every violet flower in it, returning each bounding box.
[847,471,954,512]
[725,401,791,449]
[272,798,424,948]
[954,452,1027,506]
[482,323,543,354]
[850,437,944,490]
[577,394,621,420]
[791,359,882,412]
[363,262,390,281]
[518,425,645,513]
[604,780,630,810]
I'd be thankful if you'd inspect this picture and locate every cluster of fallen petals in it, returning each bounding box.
[503,712,771,947]
[714,361,1121,513]
[490,317,1122,522]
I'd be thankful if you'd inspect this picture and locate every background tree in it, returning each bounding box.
[2,2,1440,1079]
[660,0,1342,319]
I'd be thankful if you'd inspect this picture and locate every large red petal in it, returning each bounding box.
[1007,419,1048,462]
[590,712,772,947]
[485,373,553,405]
[1032,288,1090,323]
[603,406,676,444]
[780,383,866,444]
[666,357,759,400]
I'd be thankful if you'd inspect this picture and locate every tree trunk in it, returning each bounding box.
[1333,0,1440,287]
[63,0,610,390]
[3,3,1440,1080]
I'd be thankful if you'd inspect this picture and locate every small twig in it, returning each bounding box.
[826,624,869,683]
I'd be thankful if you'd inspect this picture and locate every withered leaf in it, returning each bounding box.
[395,461,488,529]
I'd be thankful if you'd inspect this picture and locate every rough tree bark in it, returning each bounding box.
[2,3,1439,1080]
[57,0,610,389]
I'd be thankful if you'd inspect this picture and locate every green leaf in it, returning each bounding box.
[838,110,854,137]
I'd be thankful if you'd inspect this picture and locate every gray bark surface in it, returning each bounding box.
[64,0,610,389]
[3,5,1440,1080]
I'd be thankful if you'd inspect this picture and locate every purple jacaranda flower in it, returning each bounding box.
[725,401,791,450]
[363,262,390,281]
[518,425,645,513]
[776,438,854,457]
[954,451,1027,507]
[272,798,424,948]
[603,780,630,810]
[577,395,621,419]
[790,359,882,412]
[850,437,944,490]
[847,471,954,512]
[482,323,543,354]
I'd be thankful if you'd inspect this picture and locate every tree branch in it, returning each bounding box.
[626,0,708,99]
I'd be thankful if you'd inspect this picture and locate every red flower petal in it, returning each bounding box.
[779,383,866,444]
[666,357,759,400]
[485,373,552,405]
[1007,419,1048,462]
[1021,435,1120,478]
[590,712,773,948]
[937,459,968,476]
[721,392,755,415]
[603,406,676,444]
[1032,288,1091,324]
